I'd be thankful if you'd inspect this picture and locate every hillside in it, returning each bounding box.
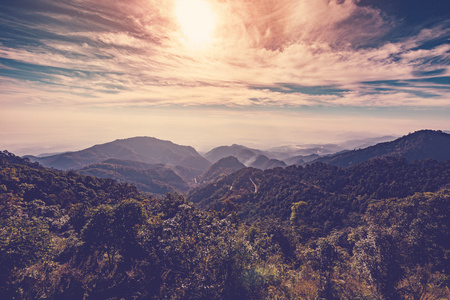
[26,137,211,174]
[188,157,450,226]
[204,144,266,164]
[284,153,319,165]
[315,130,450,167]
[1,149,449,299]
[249,155,287,170]
[77,159,189,195]
[0,151,140,211]
[200,156,246,183]
[0,150,256,299]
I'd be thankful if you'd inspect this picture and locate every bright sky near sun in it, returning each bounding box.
[176,0,216,46]
[0,0,449,154]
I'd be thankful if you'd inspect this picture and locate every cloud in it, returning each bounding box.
[0,0,449,111]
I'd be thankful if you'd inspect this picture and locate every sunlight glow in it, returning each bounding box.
[175,0,216,46]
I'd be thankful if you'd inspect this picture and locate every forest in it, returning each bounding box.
[0,150,449,299]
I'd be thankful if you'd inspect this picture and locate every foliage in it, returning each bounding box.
[78,160,190,195]
[189,157,450,231]
[0,150,449,299]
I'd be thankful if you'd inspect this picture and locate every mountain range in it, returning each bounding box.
[204,143,339,165]
[25,137,211,193]
[21,130,450,195]
[204,135,397,165]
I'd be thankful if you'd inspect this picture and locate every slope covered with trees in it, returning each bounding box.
[189,157,449,228]
[200,156,246,183]
[249,155,286,170]
[1,149,449,299]
[0,151,254,299]
[315,130,450,167]
[77,159,189,195]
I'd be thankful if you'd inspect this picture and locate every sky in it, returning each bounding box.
[1,0,449,155]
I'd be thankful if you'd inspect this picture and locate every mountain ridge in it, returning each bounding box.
[19,129,450,195]
[25,137,212,183]
[314,130,450,167]
[200,156,246,183]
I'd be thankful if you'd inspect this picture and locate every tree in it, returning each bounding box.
[290,201,308,225]
[353,225,403,300]
[81,204,116,265]
[0,218,52,296]
[112,199,147,261]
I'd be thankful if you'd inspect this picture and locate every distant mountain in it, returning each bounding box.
[265,136,397,161]
[205,141,363,167]
[200,156,246,183]
[284,154,320,166]
[204,144,265,164]
[249,155,286,170]
[205,144,320,167]
[315,130,450,167]
[266,144,342,160]
[25,137,211,182]
[77,159,189,195]
[340,135,397,150]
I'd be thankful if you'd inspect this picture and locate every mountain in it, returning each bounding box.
[25,137,211,182]
[264,136,397,161]
[249,155,286,170]
[315,130,450,167]
[204,144,265,164]
[26,137,211,170]
[77,159,189,195]
[340,135,397,150]
[205,141,356,167]
[265,144,342,160]
[284,154,320,166]
[204,144,319,167]
[200,156,246,183]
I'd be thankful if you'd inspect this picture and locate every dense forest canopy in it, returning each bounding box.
[189,157,449,227]
[0,150,449,299]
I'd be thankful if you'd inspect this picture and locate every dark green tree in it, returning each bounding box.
[0,218,52,296]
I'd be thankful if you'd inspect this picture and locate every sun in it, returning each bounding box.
[175,0,216,46]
